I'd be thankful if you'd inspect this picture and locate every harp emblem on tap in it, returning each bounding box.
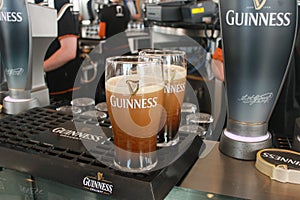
[253,0,267,10]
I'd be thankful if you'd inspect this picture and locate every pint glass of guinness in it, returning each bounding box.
[105,56,164,172]
[140,49,187,147]
[219,0,298,160]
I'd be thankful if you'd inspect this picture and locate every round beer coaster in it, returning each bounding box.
[255,148,300,184]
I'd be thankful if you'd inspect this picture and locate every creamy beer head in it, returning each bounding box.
[164,64,187,82]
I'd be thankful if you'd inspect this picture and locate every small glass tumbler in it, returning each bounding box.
[180,102,197,126]
[186,112,214,138]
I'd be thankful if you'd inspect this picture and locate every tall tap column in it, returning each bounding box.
[0,1,56,114]
[0,0,32,100]
[219,0,298,160]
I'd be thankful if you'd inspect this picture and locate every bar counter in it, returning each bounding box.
[181,140,300,200]
[1,139,299,199]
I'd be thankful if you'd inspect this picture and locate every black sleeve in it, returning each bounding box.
[99,5,111,23]
[55,0,77,37]
[123,5,131,24]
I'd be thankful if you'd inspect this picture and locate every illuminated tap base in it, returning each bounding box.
[3,96,40,115]
[2,87,49,115]
[219,129,272,160]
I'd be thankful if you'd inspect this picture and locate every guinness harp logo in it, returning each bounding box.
[97,172,103,181]
[126,80,139,95]
[253,0,266,10]
[0,0,3,10]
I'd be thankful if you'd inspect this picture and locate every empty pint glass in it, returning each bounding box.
[105,56,164,172]
[140,49,187,147]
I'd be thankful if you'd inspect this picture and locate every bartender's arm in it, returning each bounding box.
[43,35,77,72]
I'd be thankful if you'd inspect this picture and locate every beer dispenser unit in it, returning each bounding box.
[218,0,298,160]
[0,0,57,114]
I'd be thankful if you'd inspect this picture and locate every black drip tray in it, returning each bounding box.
[0,107,202,200]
